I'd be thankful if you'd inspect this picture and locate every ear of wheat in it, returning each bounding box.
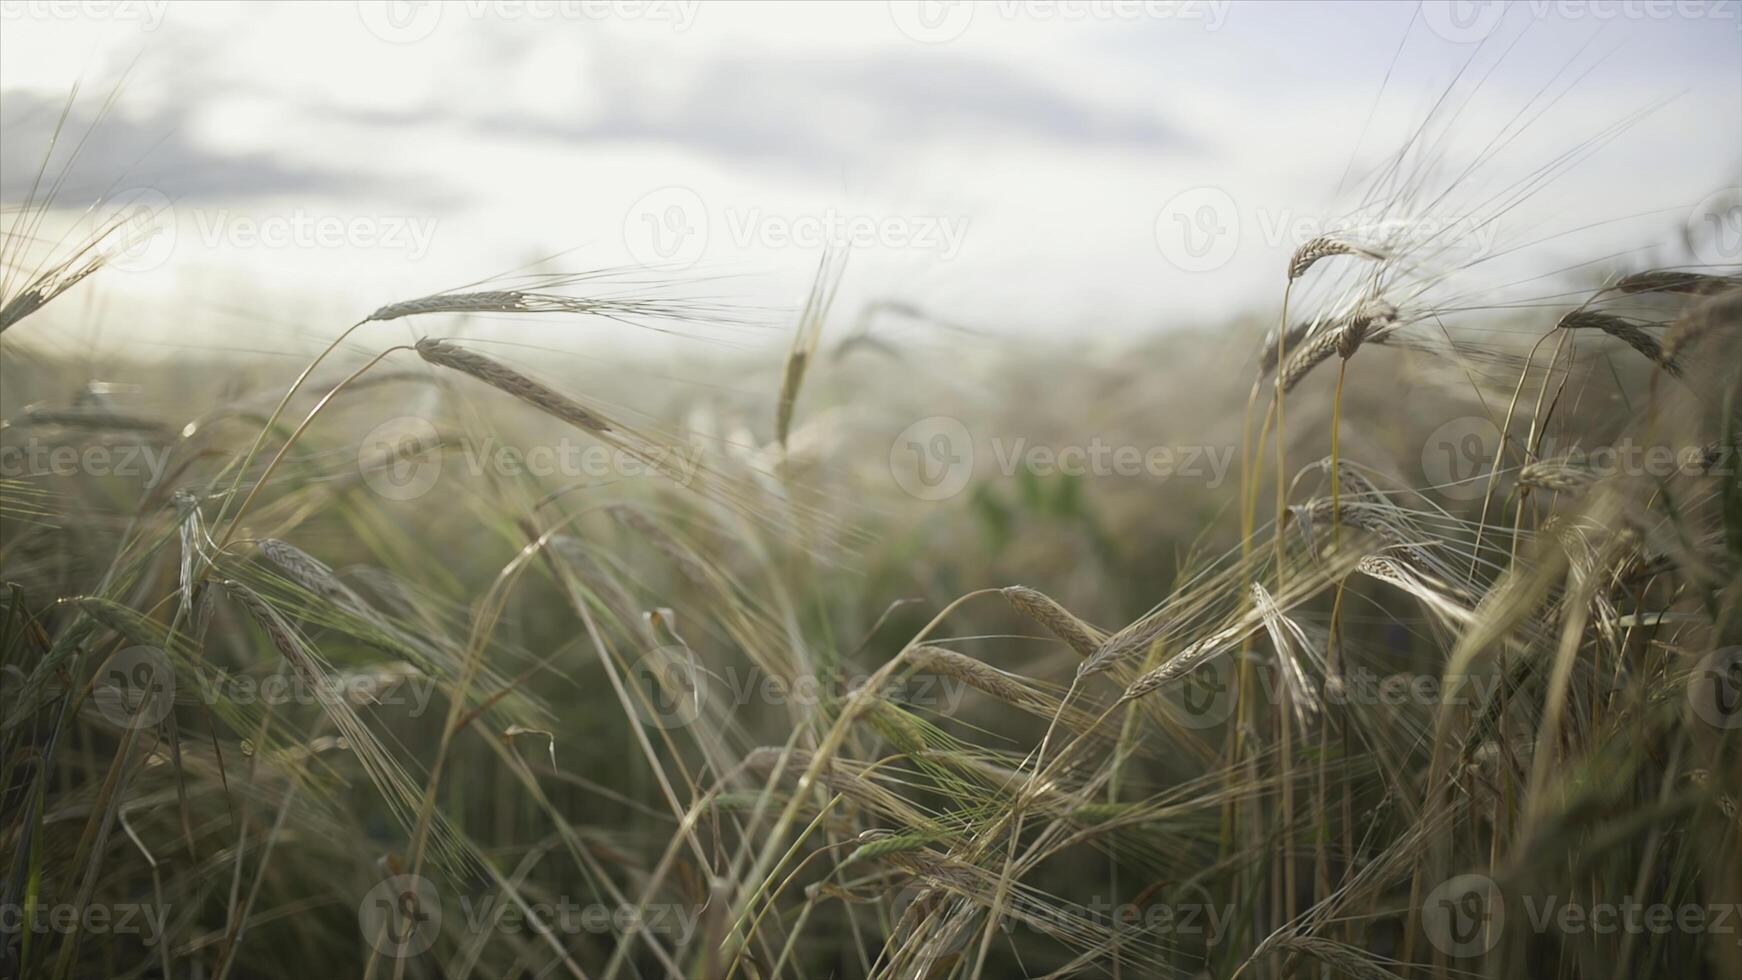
[1117,621,1247,703]
[1002,585,1103,658]
[1279,300,1399,391]
[1557,311,1680,376]
[1287,235,1385,281]
[415,339,615,433]
[1612,270,1741,296]
[1518,457,1597,495]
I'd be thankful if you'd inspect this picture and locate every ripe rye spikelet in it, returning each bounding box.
[1612,270,1741,297]
[1117,622,1245,703]
[369,291,533,321]
[1273,936,1400,980]
[1002,585,1103,658]
[906,645,1035,708]
[1259,320,1315,376]
[370,289,734,325]
[258,539,356,603]
[1518,457,1597,495]
[1078,615,1169,677]
[415,339,613,432]
[1287,235,1384,281]
[1278,301,1397,392]
[1557,311,1681,376]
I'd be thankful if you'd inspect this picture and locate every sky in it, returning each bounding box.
[1,1,1738,359]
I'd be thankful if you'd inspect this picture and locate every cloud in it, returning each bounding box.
[452,45,1189,173]
[0,88,453,206]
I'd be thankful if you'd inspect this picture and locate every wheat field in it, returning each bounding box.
[3,7,1741,980]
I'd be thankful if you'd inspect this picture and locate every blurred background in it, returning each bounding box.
[2,0,1737,358]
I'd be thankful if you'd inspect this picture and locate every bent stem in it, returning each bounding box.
[211,319,369,532]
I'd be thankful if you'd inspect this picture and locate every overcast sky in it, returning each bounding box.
[1,1,1737,358]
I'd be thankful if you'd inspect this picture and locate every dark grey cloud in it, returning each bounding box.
[387,44,1186,174]
[0,88,454,206]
